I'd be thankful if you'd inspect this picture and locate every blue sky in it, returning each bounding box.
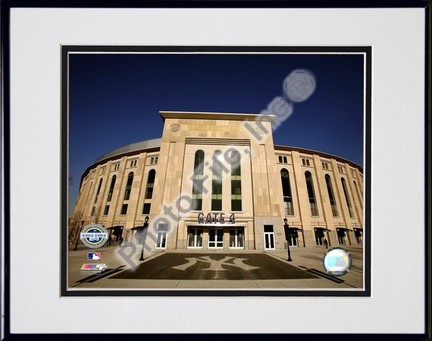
[68,52,365,217]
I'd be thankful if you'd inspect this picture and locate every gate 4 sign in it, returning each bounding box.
[197,212,235,224]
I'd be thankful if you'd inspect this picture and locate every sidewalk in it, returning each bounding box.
[264,245,364,289]
[66,243,364,292]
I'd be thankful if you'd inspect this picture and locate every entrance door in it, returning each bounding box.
[288,234,298,247]
[229,228,244,248]
[336,228,346,245]
[187,227,203,248]
[353,228,363,244]
[209,228,223,248]
[264,225,275,250]
[314,228,325,245]
[156,223,168,249]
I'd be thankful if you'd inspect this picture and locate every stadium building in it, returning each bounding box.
[69,111,364,252]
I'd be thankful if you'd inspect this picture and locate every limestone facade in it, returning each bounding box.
[69,111,364,252]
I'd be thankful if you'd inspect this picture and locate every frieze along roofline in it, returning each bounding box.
[160,110,277,122]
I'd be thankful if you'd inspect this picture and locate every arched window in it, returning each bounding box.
[325,174,338,217]
[145,169,156,199]
[341,177,354,218]
[107,175,116,202]
[211,150,223,211]
[85,181,93,215]
[353,180,363,209]
[305,171,319,216]
[123,172,134,200]
[230,149,242,211]
[280,169,294,215]
[194,150,204,175]
[94,178,103,203]
[192,150,204,210]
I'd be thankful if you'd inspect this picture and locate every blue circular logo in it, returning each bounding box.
[323,247,352,276]
[80,224,109,249]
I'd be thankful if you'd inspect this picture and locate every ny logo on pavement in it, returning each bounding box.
[172,256,259,271]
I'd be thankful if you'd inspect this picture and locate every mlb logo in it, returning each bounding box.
[87,252,101,260]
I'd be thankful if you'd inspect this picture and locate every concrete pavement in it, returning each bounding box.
[66,243,365,292]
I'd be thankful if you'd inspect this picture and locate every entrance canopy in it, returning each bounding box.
[106,225,124,234]
[314,227,331,232]
[131,225,148,231]
[353,227,363,236]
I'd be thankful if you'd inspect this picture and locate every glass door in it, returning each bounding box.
[288,234,298,247]
[156,224,168,249]
[209,228,223,248]
[264,225,275,250]
[229,228,244,248]
[187,227,203,248]
[315,228,325,245]
[336,228,346,245]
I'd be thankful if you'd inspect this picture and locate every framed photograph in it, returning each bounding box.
[62,46,370,296]
[1,0,430,338]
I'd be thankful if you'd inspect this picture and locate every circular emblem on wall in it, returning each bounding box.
[169,123,181,132]
[80,223,109,249]
[323,247,352,276]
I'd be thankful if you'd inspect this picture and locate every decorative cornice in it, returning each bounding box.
[160,110,277,122]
